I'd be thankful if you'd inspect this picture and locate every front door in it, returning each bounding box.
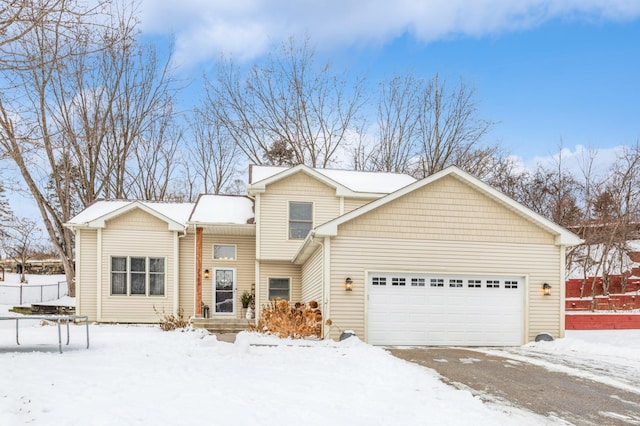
[214,268,235,314]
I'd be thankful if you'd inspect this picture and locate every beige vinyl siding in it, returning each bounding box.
[257,261,302,307]
[328,237,561,343]
[339,175,555,245]
[259,172,340,260]
[201,234,255,318]
[301,245,323,303]
[178,232,195,317]
[343,197,374,214]
[99,209,177,322]
[78,229,98,321]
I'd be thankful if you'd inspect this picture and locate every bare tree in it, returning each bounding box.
[0,0,103,72]
[413,74,494,178]
[187,105,240,194]
[206,37,365,168]
[1,215,40,283]
[0,1,179,295]
[368,74,421,173]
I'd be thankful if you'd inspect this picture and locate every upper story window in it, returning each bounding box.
[289,201,313,239]
[214,244,236,260]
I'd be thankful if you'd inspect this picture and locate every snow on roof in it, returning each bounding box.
[189,195,254,224]
[67,200,195,226]
[251,165,416,194]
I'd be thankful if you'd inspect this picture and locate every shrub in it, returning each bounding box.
[154,307,188,331]
[254,299,322,339]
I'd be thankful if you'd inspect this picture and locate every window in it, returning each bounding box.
[505,280,518,289]
[289,202,313,239]
[392,277,406,286]
[269,278,290,300]
[149,258,165,295]
[486,280,500,288]
[372,277,386,286]
[411,278,425,287]
[468,279,482,288]
[110,256,165,296]
[449,279,463,288]
[213,244,236,260]
[111,257,127,295]
[430,278,444,287]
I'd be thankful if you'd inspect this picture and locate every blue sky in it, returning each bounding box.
[139,0,640,170]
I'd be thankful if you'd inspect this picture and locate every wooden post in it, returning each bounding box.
[196,227,203,316]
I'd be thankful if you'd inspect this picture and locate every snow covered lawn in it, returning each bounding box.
[0,317,548,426]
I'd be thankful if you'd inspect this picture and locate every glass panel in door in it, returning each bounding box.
[214,269,234,314]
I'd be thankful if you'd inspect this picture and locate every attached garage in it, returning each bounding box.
[367,272,525,346]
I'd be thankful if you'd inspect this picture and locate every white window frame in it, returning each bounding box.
[288,201,313,240]
[213,244,237,261]
[268,277,291,300]
[110,256,166,297]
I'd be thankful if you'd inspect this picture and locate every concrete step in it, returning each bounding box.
[191,318,254,334]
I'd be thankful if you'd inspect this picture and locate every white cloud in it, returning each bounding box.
[520,144,624,179]
[138,0,640,68]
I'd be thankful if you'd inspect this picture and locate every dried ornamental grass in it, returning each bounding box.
[255,299,322,339]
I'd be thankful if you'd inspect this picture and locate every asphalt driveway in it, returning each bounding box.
[389,348,640,426]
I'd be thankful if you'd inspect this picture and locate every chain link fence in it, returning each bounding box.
[0,281,68,305]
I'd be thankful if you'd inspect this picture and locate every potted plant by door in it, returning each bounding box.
[241,291,252,309]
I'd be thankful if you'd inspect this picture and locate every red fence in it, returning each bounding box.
[566,277,640,298]
[566,313,640,330]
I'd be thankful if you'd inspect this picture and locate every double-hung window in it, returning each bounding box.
[269,278,290,300]
[110,256,165,296]
[289,202,313,239]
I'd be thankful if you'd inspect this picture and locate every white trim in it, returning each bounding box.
[559,245,566,338]
[247,164,396,198]
[96,228,102,322]
[213,267,236,316]
[267,276,292,301]
[255,194,261,259]
[213,243,237,261]
[87,201,186,231]
[287,200,314,241]
[322,237,331,337]
[314,166,583,246]
[173,231,179,316]
[75,229,82,316]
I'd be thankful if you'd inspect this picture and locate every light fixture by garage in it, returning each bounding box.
[345,277,353,291]
[542,282,551,296]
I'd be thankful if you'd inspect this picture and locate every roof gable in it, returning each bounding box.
[66,200,194,231]
[314,166,582,246]
[248,164,416,197]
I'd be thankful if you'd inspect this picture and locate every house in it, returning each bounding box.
[65,165,582,346]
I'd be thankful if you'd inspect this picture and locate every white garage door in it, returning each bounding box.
[367,272,524,346]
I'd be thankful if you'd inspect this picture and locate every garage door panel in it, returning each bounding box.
[368,272,524,346]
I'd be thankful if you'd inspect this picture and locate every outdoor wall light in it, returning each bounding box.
[542,283,551,296]
[203,269,211,279]
[345,277,353,291]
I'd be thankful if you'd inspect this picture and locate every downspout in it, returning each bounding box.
[559,245,567,339]
[173,227,187,316]
[322,236,331,338]
[75,228,81,317]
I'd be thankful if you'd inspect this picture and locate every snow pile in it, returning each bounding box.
[567,241,640,280]
[0,321,545,425]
